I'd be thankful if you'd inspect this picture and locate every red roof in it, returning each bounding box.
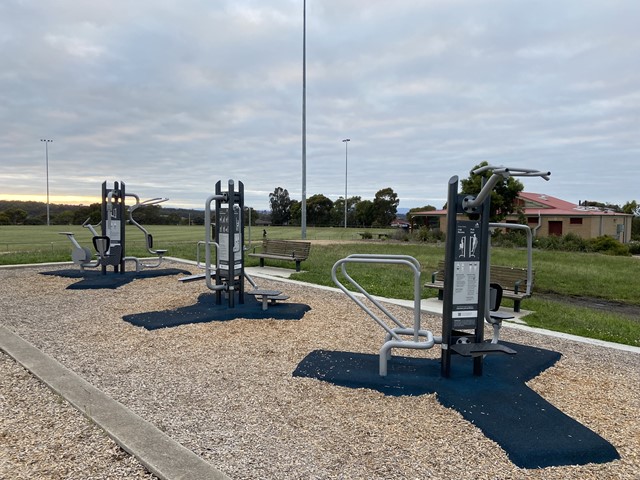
[412,192,630,217]
[518,192,628,216]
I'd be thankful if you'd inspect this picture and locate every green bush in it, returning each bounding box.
[392,229,410,241]
[535,235,562,250]
[491,230,528,248]
[587,236,630,256]
[534,233,628,256]
[559,232,588,252]
[628,241,640,255]
[413,227,444,243]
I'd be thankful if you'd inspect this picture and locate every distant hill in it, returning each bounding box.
[0,200,204,226]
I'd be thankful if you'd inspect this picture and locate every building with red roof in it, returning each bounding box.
[410,192,633,243]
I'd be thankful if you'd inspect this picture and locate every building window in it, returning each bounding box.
[570,217,583,225]
[527,217,538,224]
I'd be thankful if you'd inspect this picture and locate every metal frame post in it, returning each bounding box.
[101,181,126,275]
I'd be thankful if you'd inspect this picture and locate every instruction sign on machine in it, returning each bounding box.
[218,206,242,277]
[452,220,481,329]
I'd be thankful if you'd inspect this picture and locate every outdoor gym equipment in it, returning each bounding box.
[180,180,289,310]
[441,165,550,377]
[198,179,288,309]
[332,164,550,378]
[61,181,169,274]
[332,254,436,376]
[127,193,169,268]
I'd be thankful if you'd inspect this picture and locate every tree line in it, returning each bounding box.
[268,187,401,227]
[0,201,193,226]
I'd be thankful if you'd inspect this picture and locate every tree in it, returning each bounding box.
[372,187,399,227]
[623,200,640,240]
[4,208,28,225]
[622,200,639,216]
[355,200,376,227]
[306,194,333,226]
[72,203,101,225]
[52,210,75,225]
[331,195,361,227]
[244,207,258,226]
[131,204,164,224]
[289,200,301,226]
[269,187,292,225]
[460,162,524,222]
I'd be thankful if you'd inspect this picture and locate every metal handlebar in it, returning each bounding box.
[471,164,551,180]
[463,165,551,211]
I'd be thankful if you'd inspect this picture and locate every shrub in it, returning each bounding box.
[491,230,528,248]
[560,232,588,252]
[586,236,630,256]
[535,235,562,250]
[413,227,444,243]
[392,229,410,241]
[628,241,640,255]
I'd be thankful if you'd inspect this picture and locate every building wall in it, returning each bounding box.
[419,213,633,243]
[525,215,632,243]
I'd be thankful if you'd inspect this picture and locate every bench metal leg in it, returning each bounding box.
[295,260,301,272]
[259,258,265,268]
[514,299,521,312]
[438,290,444,301]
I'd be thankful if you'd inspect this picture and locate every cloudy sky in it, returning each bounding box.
[1,0,638,211]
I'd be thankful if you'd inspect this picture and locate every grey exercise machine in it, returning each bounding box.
[197,180,288,310]
[332,164,550,378]
[61,181,168,274]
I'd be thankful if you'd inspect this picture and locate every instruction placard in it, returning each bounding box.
[452,220,481,329]
[218,208,242,276]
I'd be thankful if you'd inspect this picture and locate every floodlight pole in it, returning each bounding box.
[301,0,307,239]
[40,139,53,226]
[342,138,350,228]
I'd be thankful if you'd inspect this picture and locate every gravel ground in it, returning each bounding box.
[1,261,639,479]
[1,351,157,480]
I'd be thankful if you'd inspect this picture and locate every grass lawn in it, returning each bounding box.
[2,224,639,347]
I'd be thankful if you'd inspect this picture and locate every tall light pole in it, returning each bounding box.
[342,138,350,228]
[301,0,307,239]
[40,139,53,226]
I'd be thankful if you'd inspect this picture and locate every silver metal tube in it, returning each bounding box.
[204,194,226,291]
[332,254,426,343]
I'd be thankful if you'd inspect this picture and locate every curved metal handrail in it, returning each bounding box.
[332,254,424,343]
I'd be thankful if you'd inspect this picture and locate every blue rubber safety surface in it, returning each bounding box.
[123,292,311,330]
[41,268,191,289]
[293,343,620,469]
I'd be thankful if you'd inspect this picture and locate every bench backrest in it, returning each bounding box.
[262,239,311,259]
[433,260,533,292]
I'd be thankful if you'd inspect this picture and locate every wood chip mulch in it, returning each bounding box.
[1,261,638,479]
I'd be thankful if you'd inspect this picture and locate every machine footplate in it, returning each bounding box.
[450,342,517,357]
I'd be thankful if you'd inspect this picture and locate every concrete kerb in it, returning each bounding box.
[0,325,230,480]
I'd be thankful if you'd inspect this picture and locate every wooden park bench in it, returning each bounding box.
[248,239,311,272]
[357,232,390,240]
[424,260,534,312]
